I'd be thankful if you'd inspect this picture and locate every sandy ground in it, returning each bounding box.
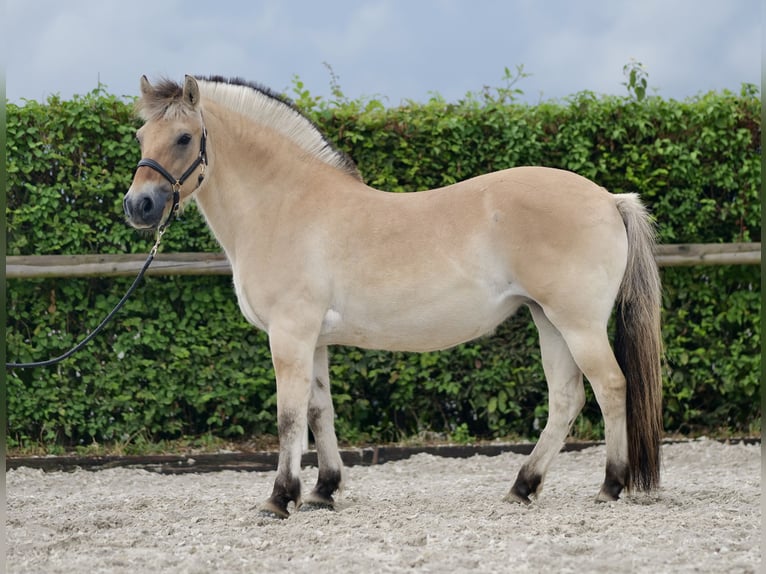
[6,438,761,573]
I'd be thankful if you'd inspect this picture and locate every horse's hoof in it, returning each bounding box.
[503,488,532,505]
[595,488,620,503]
[301,490,335,511]
[259,499,291,519]
[596,475,624,503]
[507,469,541,505]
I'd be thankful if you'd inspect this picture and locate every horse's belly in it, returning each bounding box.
[318,288,528,352]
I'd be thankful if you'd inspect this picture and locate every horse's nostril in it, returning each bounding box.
[140,196,154,216]
[125,189,169,227]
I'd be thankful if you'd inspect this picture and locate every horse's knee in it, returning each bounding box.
[307,403,323,432]
[308,379,334,429]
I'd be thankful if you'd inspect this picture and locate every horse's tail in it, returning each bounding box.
[614,193,663,492]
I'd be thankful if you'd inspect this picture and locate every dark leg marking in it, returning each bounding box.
[597,460,629,502]
[313,376,327,390]
[506,467,543,505]
[307,405,322,434]
[261,472,302,519]
[315,468,342,500]
[304,376,342,511]
[278,410,298,437]
[303,468,342,510]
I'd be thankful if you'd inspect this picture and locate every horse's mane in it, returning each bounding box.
[137,75,361,181]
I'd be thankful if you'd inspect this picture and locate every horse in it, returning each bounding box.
[124,74,663,519]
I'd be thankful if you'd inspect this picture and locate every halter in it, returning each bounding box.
[135,120,208,233]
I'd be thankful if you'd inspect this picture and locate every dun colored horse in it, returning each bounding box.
[124,75,663,518]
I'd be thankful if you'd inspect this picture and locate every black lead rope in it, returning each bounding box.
[5,216,174,370]
[6,245,158,369]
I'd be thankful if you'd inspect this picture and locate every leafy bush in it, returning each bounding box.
[5,80,760,448]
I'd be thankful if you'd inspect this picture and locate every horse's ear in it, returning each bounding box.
[182,75,201,109]
[140,75,152,97]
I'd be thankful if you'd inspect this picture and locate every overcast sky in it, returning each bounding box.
[5,0,761,106]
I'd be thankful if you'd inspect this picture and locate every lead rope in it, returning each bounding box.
[5,205,176,370]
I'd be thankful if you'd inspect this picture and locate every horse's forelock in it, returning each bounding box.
[136,78,186,121]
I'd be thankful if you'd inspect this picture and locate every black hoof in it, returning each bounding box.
[596,461,628,502]
[261,472,302,518]
[503,487,532,505]
[505,468,542,504]
[259,498,291,519]
[301,488,335,510]
[596,479,624,503]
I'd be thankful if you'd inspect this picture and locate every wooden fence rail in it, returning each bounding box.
[5,243,761,279]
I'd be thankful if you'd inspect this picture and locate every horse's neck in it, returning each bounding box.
[191,103,328,259]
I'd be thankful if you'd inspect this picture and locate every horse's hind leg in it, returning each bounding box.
[561,328,630,502]
[539,306,631,502]
[303,345,345,509]
[505,304,585,504]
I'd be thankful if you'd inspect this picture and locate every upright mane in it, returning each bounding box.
[137,75,362,181]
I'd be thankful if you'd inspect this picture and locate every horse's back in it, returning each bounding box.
[412,166,629,298]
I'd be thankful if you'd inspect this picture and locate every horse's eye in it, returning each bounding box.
[177,133,192,146]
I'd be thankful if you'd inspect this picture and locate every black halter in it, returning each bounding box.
[135,122,208,231]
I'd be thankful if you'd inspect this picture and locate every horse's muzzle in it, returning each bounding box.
[123,188,171,229]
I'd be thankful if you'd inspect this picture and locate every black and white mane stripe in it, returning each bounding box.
[197,76,361,180]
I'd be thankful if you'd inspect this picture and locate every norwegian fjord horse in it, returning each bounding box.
[124,75,663,518]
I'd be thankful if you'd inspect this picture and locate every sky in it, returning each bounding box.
[4,0,762,106]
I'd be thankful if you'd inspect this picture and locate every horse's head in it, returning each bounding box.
[123,75,208,230]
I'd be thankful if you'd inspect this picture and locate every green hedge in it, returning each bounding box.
[5,82,761,447]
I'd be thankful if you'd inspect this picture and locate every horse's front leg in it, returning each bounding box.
[260,322,318,519]
[303,345,345,509]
